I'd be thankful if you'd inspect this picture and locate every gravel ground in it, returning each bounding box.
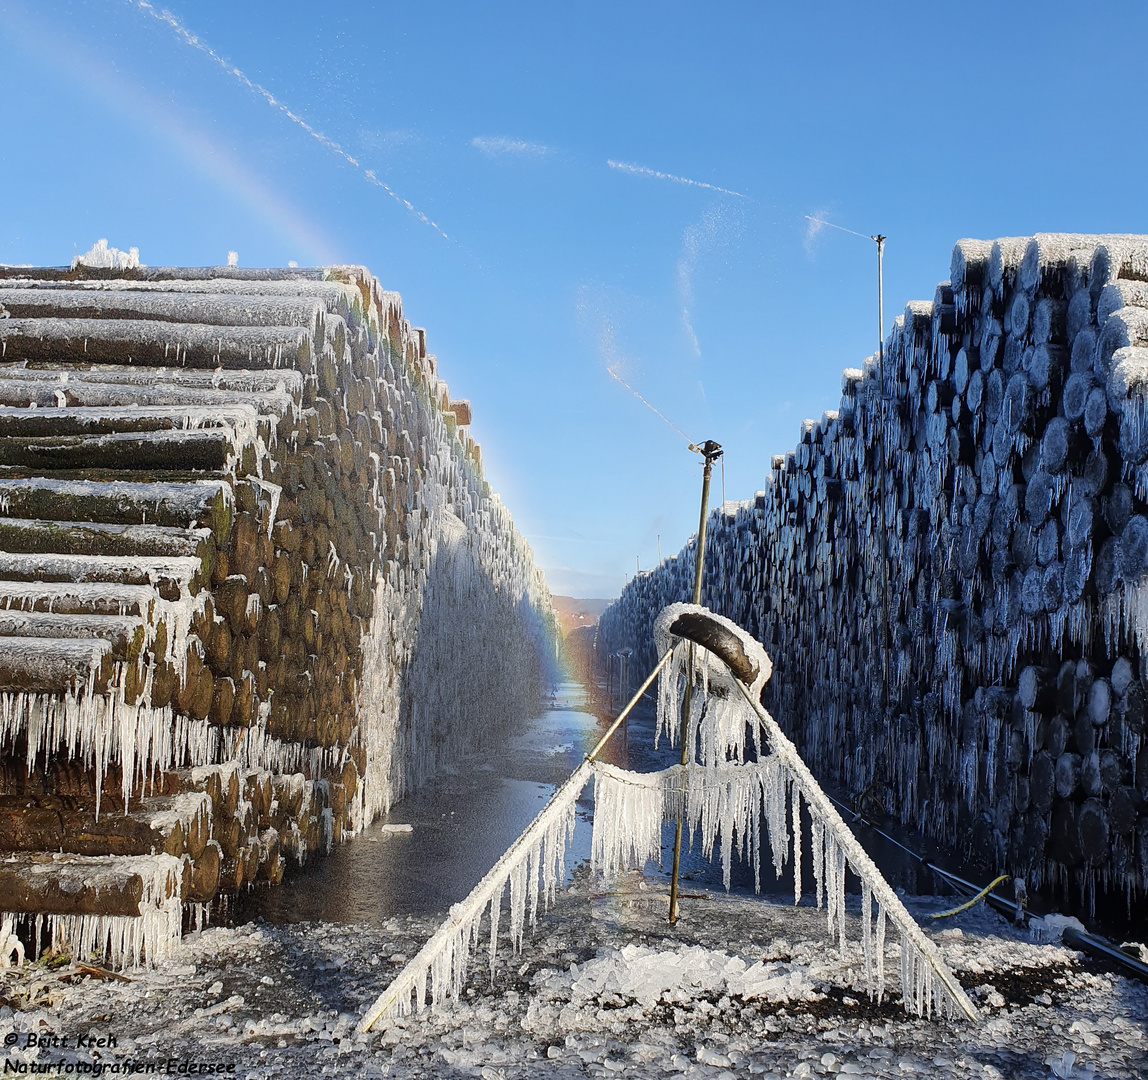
[1,871,1145,1079]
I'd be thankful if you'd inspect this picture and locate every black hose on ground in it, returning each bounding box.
[827,793,1148,987]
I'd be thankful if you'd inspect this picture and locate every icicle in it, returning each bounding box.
[526,841,540,928]
[812,818,825,909]
[508,858,527,952]
[6,854,185,971]
[824,832,839,938]
[762,757,789,880]
[834,841,847,952]
[488,882,503,983]
[875,902,887,1003]
[791,783,802,905]
[590,763,666,880]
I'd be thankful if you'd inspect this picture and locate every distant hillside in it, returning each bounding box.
[551,595,612,637]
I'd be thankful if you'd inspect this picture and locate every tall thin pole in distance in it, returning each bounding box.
[668,439,722,923]
[871,234,892,710]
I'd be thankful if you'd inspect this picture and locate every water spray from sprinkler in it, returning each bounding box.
[605,365,697,451]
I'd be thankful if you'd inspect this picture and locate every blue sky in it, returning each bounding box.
[3,1,1147,596]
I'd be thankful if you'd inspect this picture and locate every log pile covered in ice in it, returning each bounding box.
[598,234,1148,918]
[0,262,555,966]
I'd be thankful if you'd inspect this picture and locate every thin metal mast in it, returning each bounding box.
[872,234,892,709]
[668,439,722,923]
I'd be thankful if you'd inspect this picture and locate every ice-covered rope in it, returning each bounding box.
[725,661,978,1020]
[358,759,590,1030]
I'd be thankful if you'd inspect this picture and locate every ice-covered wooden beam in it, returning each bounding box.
[0,519,211,559]
[0,853,185,917]
[0,319,314,370]
[0,478,234,537]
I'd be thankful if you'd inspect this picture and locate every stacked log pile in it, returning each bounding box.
[0,263,555,965]
[598,234,1148,917]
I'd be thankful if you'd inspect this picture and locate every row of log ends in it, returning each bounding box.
[0,263,554,952]
[598,234,1148,923]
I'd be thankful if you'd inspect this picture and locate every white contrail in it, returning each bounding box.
[129,1,449,240]
[607,159,743,198]
[470,136,549,157]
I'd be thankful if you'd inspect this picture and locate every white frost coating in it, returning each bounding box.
[654,602,773,701]
[72,239,142,271]
[0,553,201,588]
[358,760,591,1029]
[147,791,212,836]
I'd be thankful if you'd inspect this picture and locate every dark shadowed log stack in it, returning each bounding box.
[598,234,1148,920]
[0,263,555,966]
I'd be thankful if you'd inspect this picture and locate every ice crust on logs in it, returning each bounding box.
[1,853,183,970]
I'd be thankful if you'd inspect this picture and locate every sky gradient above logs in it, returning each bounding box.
[4,0,1148,595]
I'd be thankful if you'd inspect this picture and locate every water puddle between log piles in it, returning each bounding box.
[230,679,724,925]
[229,679,933,928]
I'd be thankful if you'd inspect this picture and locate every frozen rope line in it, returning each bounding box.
[358,760,590,1030]
[359,604,977,1029]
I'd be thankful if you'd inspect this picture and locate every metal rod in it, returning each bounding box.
[872,233,892,711]
[669,440,722,923]
[585,650,672,763]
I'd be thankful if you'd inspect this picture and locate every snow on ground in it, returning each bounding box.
[1,871,1145,1079]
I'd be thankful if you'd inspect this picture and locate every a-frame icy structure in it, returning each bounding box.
[360,604,978,1030]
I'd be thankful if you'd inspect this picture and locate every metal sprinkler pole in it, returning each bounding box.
[871,234,892,711]
[668,439,722,923]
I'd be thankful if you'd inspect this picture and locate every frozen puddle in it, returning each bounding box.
[1,879,1145,1078]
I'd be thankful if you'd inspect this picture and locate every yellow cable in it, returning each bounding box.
[929,874,1010,919]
